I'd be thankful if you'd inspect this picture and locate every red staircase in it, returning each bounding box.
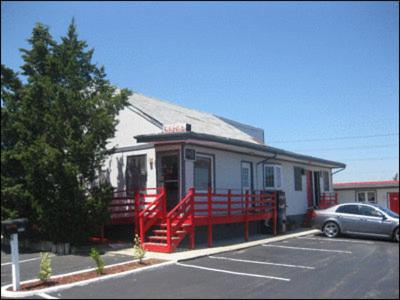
[141,188,195,253]
[132,187,277,253]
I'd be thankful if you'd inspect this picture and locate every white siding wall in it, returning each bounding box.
[104,148,157,190]
[107,106,161,149]
[103,106,160,190]
[184,145,260,193]
[277,162,332,216]
[183,144,333,216]
[336,190,355,204]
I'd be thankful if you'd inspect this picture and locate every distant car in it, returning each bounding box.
[311,203,399,242]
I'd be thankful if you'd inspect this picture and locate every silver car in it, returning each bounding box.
[311,203,399,242]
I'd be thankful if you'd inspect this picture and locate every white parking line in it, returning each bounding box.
[262,244,352,254]
[209,256,315,270]
[176,262,290,281]
[297,237,374,244]
[1,255,54,266]
[38,292,59,299]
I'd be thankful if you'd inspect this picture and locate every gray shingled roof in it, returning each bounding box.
[128,92,263,144]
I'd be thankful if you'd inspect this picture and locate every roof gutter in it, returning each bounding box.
[332,167,345,175]
[135,132,346,169]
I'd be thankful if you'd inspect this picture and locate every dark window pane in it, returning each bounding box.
[367,192,376,203]
[358,193,366,202]
[265,166,274,188]
[336,205,359,215]
[359,205,382,217]
[194,157,211,190]
[126,155,147,193]
[294,167,302,191]
[241,167,250,187]
[323,171,330,191]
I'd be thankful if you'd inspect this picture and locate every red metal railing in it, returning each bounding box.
[192,188,277,247]
[126,187,277,253]
[165,188,195,250]
[109,189,141,225]
[319,192,338,209]
[108,188,164,225]
[139,187,166,243]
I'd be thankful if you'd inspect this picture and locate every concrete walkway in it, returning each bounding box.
[109,229,320,261]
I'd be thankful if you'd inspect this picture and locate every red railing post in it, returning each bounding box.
[162,186,167,218]
[134,190,140,235]
[189,187,195,250]
[244,190,249,241]
[207,187,213,247]
[228,189,232,218]
[167,218,172,252]
[273,192,278,236]
[139,214,145,244]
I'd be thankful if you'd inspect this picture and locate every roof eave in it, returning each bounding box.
[135,132,346,169]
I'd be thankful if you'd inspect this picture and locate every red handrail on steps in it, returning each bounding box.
[165,188,195,250]
[138,187,166,243]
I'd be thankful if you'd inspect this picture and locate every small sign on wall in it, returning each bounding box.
[185,148,196,160]
[163,123,192,133]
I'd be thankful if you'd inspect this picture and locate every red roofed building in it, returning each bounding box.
[334,180,399,213]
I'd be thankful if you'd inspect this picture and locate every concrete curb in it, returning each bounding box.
[1,259,175,298]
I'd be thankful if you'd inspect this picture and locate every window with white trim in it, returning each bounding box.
[357,191,376,204]
[194,154,213,191]
[294,167,303,191]
[264,164,283,189]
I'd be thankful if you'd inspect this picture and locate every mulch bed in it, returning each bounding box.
[11,258,166,292]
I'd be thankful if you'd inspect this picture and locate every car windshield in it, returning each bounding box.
[373,205,399,218]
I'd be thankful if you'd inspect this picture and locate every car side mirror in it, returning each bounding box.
[381,215,387,220]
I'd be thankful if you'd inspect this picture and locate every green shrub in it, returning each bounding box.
[133,234,146,264]
[90,248,104,275]
[38,252,52,282]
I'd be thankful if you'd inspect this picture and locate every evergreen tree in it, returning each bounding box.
[1,20,131,244]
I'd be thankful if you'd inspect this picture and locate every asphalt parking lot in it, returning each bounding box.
[1,249,135,287]
[19,233,397,299]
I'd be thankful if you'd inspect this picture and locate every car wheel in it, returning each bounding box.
[323,221,340,238]
[394,227,399,243]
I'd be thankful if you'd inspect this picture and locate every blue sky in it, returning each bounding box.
[2,1,399,182]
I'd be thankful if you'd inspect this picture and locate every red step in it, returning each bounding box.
[143,242,171,253]
[152,229,186,236]
[148,236,179,242]
[159,223,191,228]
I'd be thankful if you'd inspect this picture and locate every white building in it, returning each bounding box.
[334,180,399,213]
[103,92,345,227]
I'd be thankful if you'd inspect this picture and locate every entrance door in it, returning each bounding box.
[158,152,180,211]
[126,155,147,195]
[389,192,399,213]
[313,171,321,207]
[241,162,253,193]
